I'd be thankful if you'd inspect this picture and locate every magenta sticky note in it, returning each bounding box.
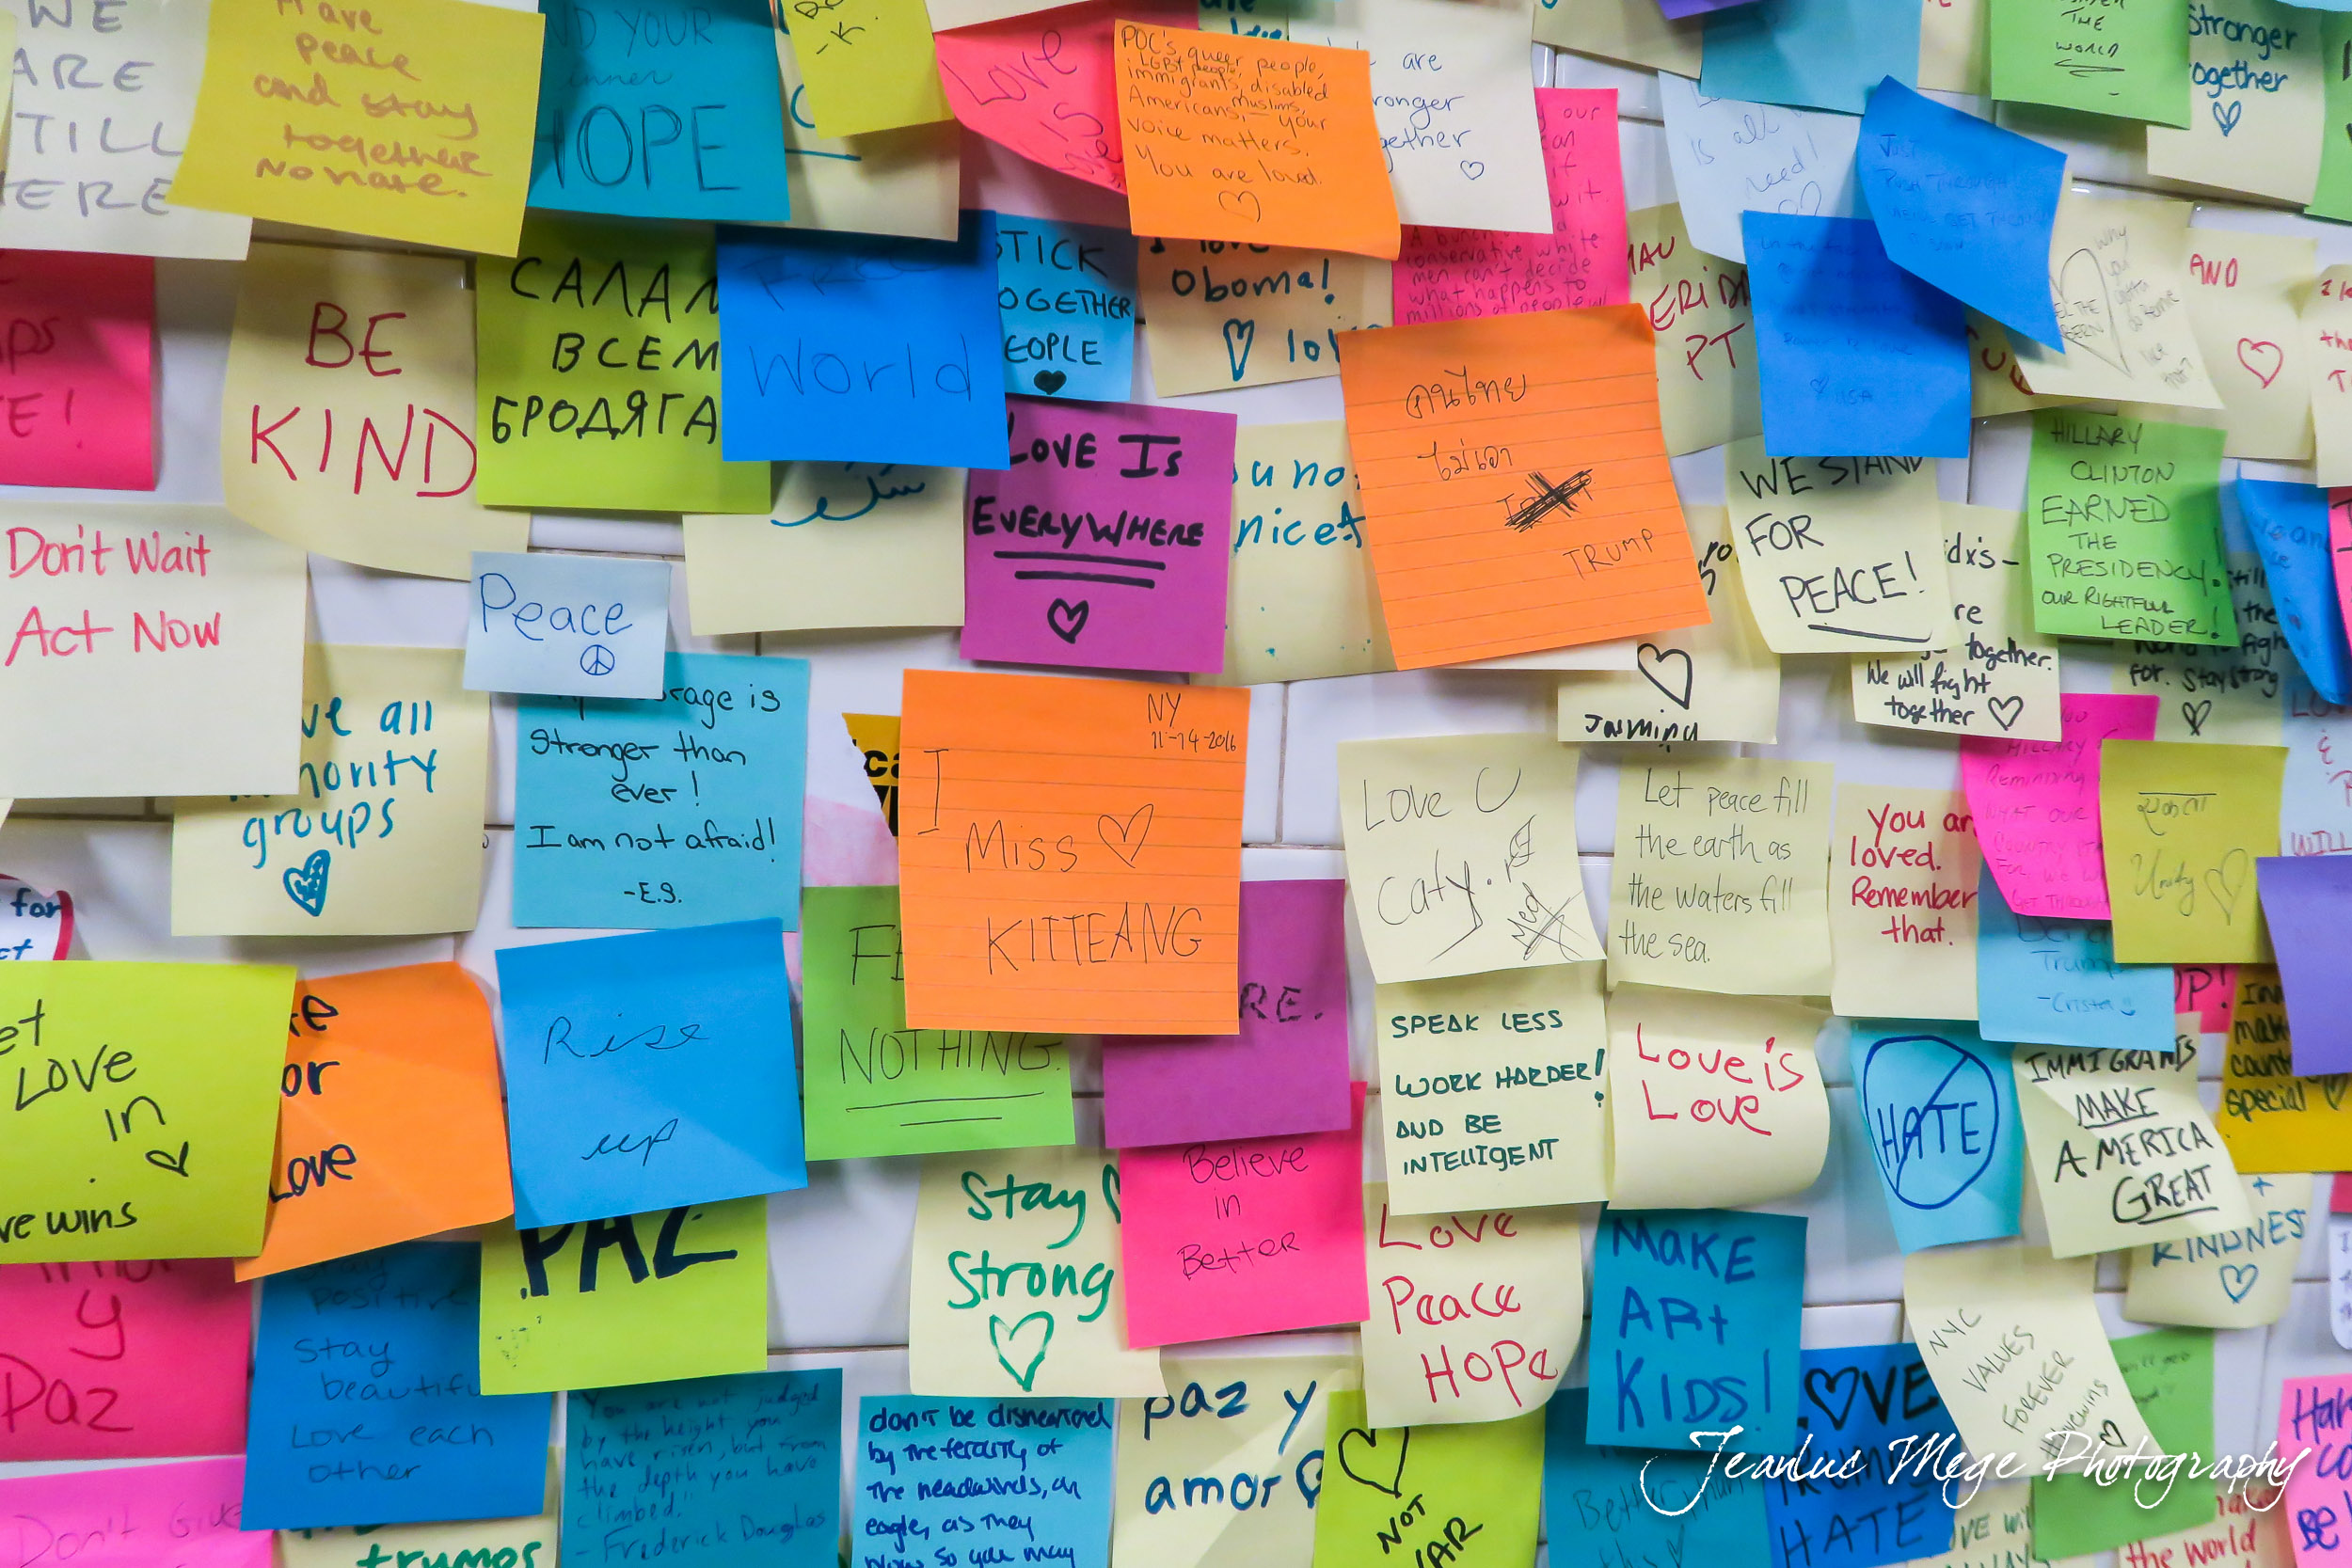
[1117,1083,1370,1347]
[0,1259,252,1460]
[1100,879,1353,1148]
[0,252,155,490]
[0,1457,264,1567]
[961,397,1238,673]
[1961,693,2157,920]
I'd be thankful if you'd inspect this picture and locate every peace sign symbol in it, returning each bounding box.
[580,643,616,677]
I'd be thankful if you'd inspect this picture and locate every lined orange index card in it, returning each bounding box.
[1337,305,1709,667]
[898,670,1248,1034]
[1114,24,1401,261]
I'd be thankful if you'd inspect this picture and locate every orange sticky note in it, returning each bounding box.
[1113,24,1401,261]
[1336,305,1708,668]
[236,963,514,1281]
[898,670,1248,1034]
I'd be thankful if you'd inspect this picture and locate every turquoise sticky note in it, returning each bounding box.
[1851,1022,2025,1253]
[465,551,671,699]
[1975,868,2172,1052]
[2237,479,2352,705]
[1702,0,1918,113]
[854,1396,1112,1567]
[1546,1387,1772,1568]
[514,651,807,928]
[996,215,1137,404]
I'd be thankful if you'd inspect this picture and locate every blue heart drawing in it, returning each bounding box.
[2220,1263,2259,1303]
[2215,99,2244,136]
[282,849,331,917]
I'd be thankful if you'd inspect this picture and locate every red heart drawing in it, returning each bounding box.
[2237,337,2284,388]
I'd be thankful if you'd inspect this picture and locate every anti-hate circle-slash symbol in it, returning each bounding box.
[1859,1033,2000,1212]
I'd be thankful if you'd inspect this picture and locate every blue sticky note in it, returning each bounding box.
[1767,1345,1958,1568]
[566,1370,839,1567]
[996,215,1138,404]
[1586,1209,1805,1454]
[465,551,672,700]
[853,1396,1113,1568]
[1741,212,1969,459]
[1702,0,1918,114]
[496,918,806,1227]
[1545,1387,1772,1568]
[530,0,792,221]
[1856,78,2064,349]
[513,652,807,928]
[1975,868,2173,1052]
[1850,1022,2024,1253]
[2237,479,2352,705]
[243,1243,551,1528]
[716,213,1009,467]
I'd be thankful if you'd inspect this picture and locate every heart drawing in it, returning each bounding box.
[1801,1365,1864,1431]
[1215,188,1263,224]
[1458,159,1486,181]
[1637,643,1694,709]
[1986,694,2026,732]
[2214,98,2245,136]
[2219,1263,2260,1304]
[1047,598,1090,644]
[2055,246,2127,373]
[1098,803,1155,866]
[1032,370,1067,395]
[282,849,331,917]
[2205,847,2251,923]
[1220,319,1256,381]
[2237,338,2284,388]
[1337,1425,1409,1497]
[2181,699,2213,736]
[989,1312,1054,1390]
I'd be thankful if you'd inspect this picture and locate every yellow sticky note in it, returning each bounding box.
[2113,556,2287,746]
[1629,206,1760,457]
[2010,193,2222,410]
[1853,505,2062,743]
[1725,439,1953,656]
[2219,969,2352,1172]
[171,0,545,255]
[2122,231,2315,463]
[1113,1356,1351,1568]
[477,1197,770,1394]
[0,962,293,1261]
[1828,784,1981,1020]
[222,244,524,581]
[683,465,965,634]
[775,32,961,242]
[170,646,488,937]
[784,0,951,138]
[1604,985,1832,1208]
[2144,0,2321,204]
[2099,740,2284,963]
[2124,1170,2308,1327]
[1918,0,1990,92]
[1137,240,1392,396]
[1209,421,1393,686]
[2306,267,2352,489]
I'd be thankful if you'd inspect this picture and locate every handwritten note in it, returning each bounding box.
[465,552,667,700]
[2129,1484,2290,1568]
[1629,203,1761,455]
[1726,441,1953,652]
[2240,481,2352,703]
[1138,240,1391,395]
[1828,785,1981,1018]
[1852,1022,2025,1251]
[855,1394,1114,1567]
[784,0,949,143]
[684,464,964,635]
[1767,1343,1958,1568]
[1313,1390,1542,1568]
[0,1259,250,1459]
[2026,410,2233,644]
[0,875,68,962]
[2014,1040,2250,1255]
[936,0,1188,194]
[1657,72,1862,264]
[2282,673,2352,855]
[2113,552,2284,744]
[2034,1327,2216,1554]
[994,216,1136,403]
[1963,693,2156,917]
[2124,231,2316,462]
[1113,1356,1343,1568]
[0,251,150,489]
[1210,420,1390,684]
[2127,1169,2308,1325]
[2257,854,2352,1073]
[278,1482,556,1568]
[774,26,960,241]
[1977,868,2176,1051]
[1545,1387,1769,1568]
[1856,506,2061,740]
[1608,986,1830,1209]
[1345,0,1548,234]
[0,1459,264,1568]
[1988,0,2189,122]
[2307,270,2352,487]
[2099,739,2284,962]
[2144,0,2319,202]
[2009,195,2221,408]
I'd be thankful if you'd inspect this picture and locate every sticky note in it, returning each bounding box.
[1725,441,1954,650]
[2099,740,2284,962]
[239,964,513,1281]
[0,962,291,1262]
[496,921,804,1228]
[1855,79,2063,347]
[1585,1209,1805,1452]
[1705,0,1919,114]
[1373,965,1608,1212]
[0,875,69,961]
[2026,412,2233,643]
[898,671,1248,1035]
[464,553,668,700]
[1904,1242,2157,1472]
[716,214,1008,468]
[478,1198,770,1394]
[683,465,965,636]
[0,0,248,258]
[774,27,961,242]
[1901,1486,2042,1568]
[1545,1388,1770,1568]
[2131,1487,2293,1568]
[2180,963,2240,1035]
[1610,757,1835,995]
[513,652,809,928]
[2127,1170,2308,1325]
[961,399,1237,672]
[0,251,152,488]
[995,217,1137,403]
[2032,1329,2217,1555]
[1988,0,2188,122]
[1113,1356,1345,1567]
[222,244,521,579]
[2257,855,2352,1074]
[0,506,308,798]
[1336,307,1708,667]
[1312,1391,1542,1568]
[1533,0,1704,70]
[2015,1041,2249,1256]
[784,0,948,140]
[1856,507,2062,740]
[1338,734,1599,981]
[567,1370,838,1568]
[1851,1022,2025,1251]
[2145,0,2319,202]
[1628,205,1762,454]
[1657,73,1862,264]
[170,646,489,937]
[1212,421,1391,685]
[2123,231,2316,462]
[1101,879,1352,1149]
[1115,26,1400,260]
[0,1460,266,1568]
[909,1147,1163,1396]
[1606,987,1831,1210]
[1352,0,1549,233]
[2239,482,2352,705]
[1766,1344,1958,1568]
[1975,869,2175,1052]
[2008,196,2221,408]
[2282,1377,2352,1568]
[1827,786,1981,1019]
[0,1259,250,1459]
[475,217,767,512]
[936,0,1190,194]
[1963,692,2158,918]
[2308,275,2352,487]
[855,1395,1115,1562]
[1119,1088,1368,1345]
[2283,671,2352,856]
[1139,241,1392,395]
[1391,87,1631,326]
[2114,553,2282,742]
[173,0,544,254]
[800,885,1075,1160]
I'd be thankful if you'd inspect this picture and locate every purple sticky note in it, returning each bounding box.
[2258,856,2352,1074]
[1101,879,1353,1147]
[961,397,1238,673]
[1659,0,1759,18]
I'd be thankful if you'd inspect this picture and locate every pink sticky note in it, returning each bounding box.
[2331,489,2352,658]
[1960,692,2157,919]
[0,1259,252,1460]
[2332,1173,2350,1213]
[2280,1377,2352,1568]
[0,252,155,490]
[1102,879,1353,1148]
[962,397,1237,672]
[2173,964,2236,1033]
[1392,88,1632,325]
[0,1457,262,1567]
[1117,1083,1370,1346]
[935,0,1195,196]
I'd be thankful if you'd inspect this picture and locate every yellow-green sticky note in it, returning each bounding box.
[2026,412,2234,646]
[1310,1390,1543,1568]
[1988,0,2188,125]
[2099,739,2285,963]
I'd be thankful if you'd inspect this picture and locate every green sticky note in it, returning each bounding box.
[1311,1390,1543,1568]
[2027,412,2234,646]
[1989,0,2189,124]
[2099,740,2285,963]
[2030,1328,2217,1554]
[0,963,292,1261]
[2312,16,2352,222]
[800,885,1074,1160]
[476,1197,771,1393]
[475,215,770,512]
